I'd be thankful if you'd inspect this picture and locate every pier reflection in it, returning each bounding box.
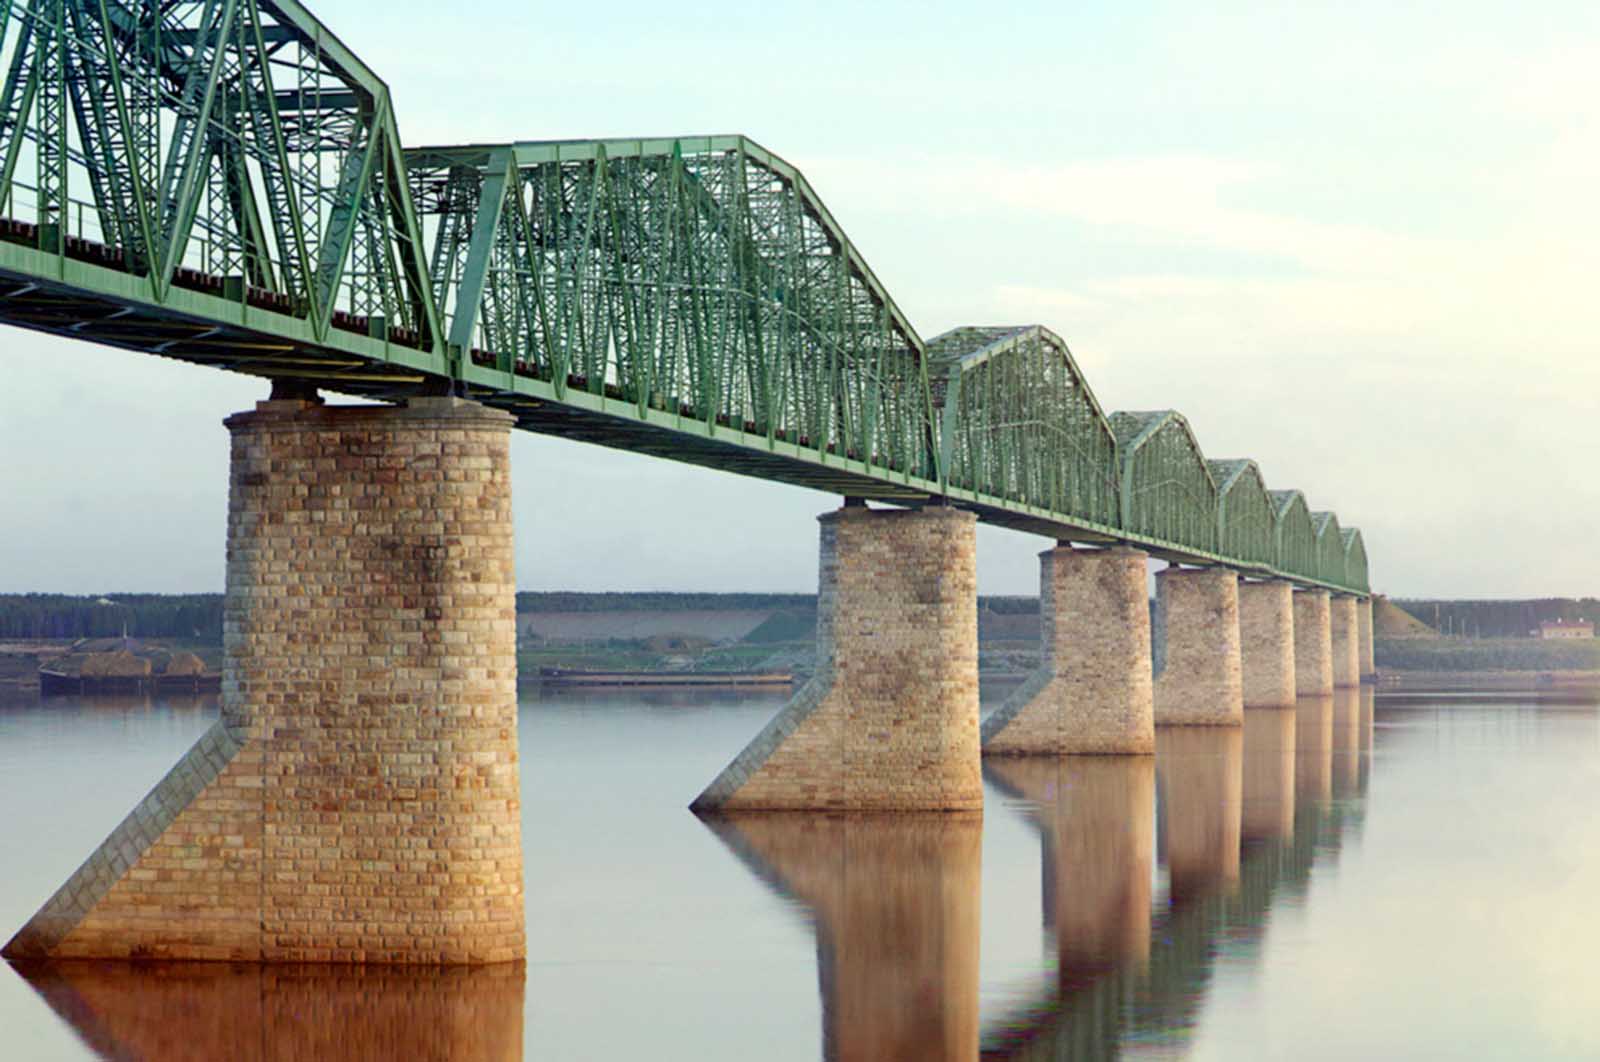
[13,959,525,1060]
[1295,695,1334,808]
[1331,688,1364,800]
[1156,727,1242,903]
[701,812,982,1062]
[1241,708,1296,845]
[983,699,1376,1060]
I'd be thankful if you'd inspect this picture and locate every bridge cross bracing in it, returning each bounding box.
[0,0,1368,594]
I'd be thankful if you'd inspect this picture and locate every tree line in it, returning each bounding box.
[0,594,224,641]
[1392,598,1600,639]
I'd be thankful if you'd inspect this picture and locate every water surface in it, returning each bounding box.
[1,686,1597,1059]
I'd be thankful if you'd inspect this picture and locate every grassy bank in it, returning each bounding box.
[1376,637,1600,672]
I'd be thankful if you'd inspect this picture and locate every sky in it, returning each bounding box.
[2,0,1598,598]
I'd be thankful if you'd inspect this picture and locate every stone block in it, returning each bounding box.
[692,505,981,811]
[1238,580,1296,708]
[1152,567,1243,725]
[4,397,523,964]
[983,547,1154,755]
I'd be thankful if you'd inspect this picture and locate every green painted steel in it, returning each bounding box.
[1109,411,1219,556]
[1272,491,1319,583]
[1342,528,1369,595]
[1209,459,1275,571]
[0,1,1370,594]
[927,325,1118,531]
[1311,511,1346,588]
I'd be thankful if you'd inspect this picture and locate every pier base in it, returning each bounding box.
[1331,596,1360,688]
[1238,580,1296,708]
[692,505,981,812]
[1293,589,1334,697]
[982,546,1154,755]
[1152,567,1243,725]
[4,396,524,964]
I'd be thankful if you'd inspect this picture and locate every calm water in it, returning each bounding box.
[2,685,1599,1060]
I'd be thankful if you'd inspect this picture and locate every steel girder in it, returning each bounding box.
[1208,459,1275,571]
[1109,410,1221,557]
[928,325,1118,532]
[0,3,1371,595]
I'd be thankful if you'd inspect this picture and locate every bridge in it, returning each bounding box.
[1,0,1379,967]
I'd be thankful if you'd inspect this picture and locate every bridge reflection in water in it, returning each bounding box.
[980,703,1372,1060]
[14,689,1375,1062]
[701,813,984,1062]
[9,961,525,1060]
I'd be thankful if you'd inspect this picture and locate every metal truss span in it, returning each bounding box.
[0,1,1369,594]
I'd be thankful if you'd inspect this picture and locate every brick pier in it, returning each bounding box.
[1292,589,1334,698]
[1237,580,1296,708]
[982,546,1154,755]
[1356,596,1376,682]
[1152,566,1243,725]
[691,505,981,812]
[3,396,524,964]
[1330,595,1361,688]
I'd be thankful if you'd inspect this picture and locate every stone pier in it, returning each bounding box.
[4,396,525,964]
[1152,566,1243,725]
[692,505,981,812]
[982,546,1154,755]
[1330,596,1360,688]
[1292,589,1334,697]
[1237,580,1296,708]
[1357,596,1376,682]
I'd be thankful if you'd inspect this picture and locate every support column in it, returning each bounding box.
[1357,596,1376,682]
[1292,589,1333,697]
[1152,566,1243,725]
[982,546,1153,755]
[692,505,981,812]
[1237,580,1296,708]
[4,396,524,964]
[1330,595,1360,688]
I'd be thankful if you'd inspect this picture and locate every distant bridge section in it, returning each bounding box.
[0,0,1368,593]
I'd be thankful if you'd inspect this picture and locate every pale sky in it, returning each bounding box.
[3,0,1597,598]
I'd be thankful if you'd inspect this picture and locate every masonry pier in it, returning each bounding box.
[693,505,982,812]
[1152,566,1243,725]
[1292,590,1334,698]
[4,396,524,964]
[982,546,1154,755]
[1237,580,1297,708]
[1330,596,1361,688]
[1357,597,1376,682]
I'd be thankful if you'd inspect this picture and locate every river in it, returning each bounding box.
[1,684,1597,1060]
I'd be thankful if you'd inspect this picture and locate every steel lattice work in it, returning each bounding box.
[0,1,1371,594]
[928,325,1118,532]
[1311,512,1347,588]
[1272,491,1319,580]
[1110,411,1220,557]
[1208,459,1275,570]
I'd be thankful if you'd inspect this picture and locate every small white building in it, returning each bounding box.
[1535,619,1594,640]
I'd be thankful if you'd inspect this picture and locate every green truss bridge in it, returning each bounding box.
[0,0,1366,594]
